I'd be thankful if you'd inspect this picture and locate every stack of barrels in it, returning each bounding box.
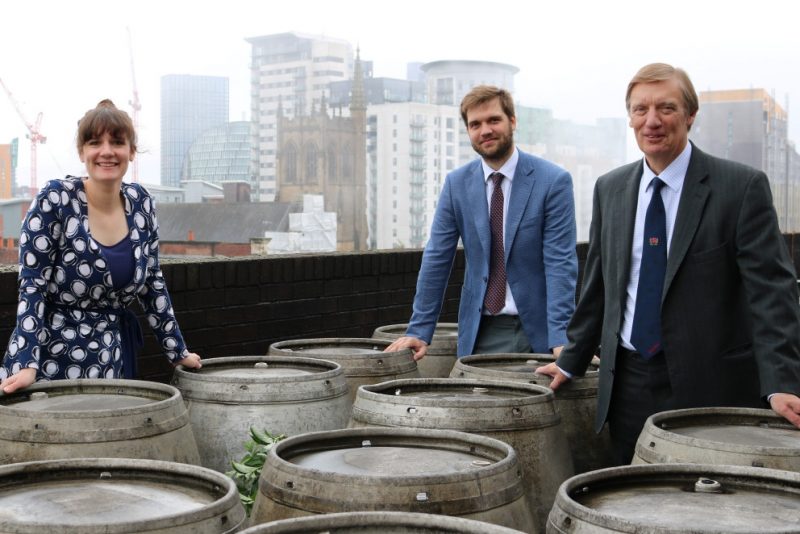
[6,324,797,533]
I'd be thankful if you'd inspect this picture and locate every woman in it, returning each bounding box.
[1,99,201,393]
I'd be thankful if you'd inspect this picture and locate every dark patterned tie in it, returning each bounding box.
[484,172,507,315]
[631,177,667,358]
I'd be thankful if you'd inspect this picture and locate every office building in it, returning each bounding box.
[247,32,353,201]
[421,60,519,168]
[691,88,797,231]
[160,74,229,188]
[367,102,462,249]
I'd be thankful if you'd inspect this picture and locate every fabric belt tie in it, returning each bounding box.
[52,303,143,379]
[120,308,144,379]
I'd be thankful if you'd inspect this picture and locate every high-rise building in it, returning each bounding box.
[421,60,519,168]
[160,74,229,188]
[691,88,795,230]
[516,107,627,242]
[329,77,426,108]
[246,32,353,201]
[367,102,462,249]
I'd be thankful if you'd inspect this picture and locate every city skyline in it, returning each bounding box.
[1,0,798,190]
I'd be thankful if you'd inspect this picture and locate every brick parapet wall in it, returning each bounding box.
[1,234,799,383]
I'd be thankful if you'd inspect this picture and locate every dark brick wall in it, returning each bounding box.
[1,234,799,384]
[0,250,465,383]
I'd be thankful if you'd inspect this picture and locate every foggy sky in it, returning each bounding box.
[1,0,798,189]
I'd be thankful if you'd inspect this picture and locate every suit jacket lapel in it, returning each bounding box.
[664,146,710,299]
[615,162,643,295]
[505,154,535,261]
[465,162,491,258]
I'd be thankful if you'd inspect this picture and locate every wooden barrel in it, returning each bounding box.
[241,511,525,533]
[0,457,245,533]
[451,353,613,473]
[633,407,800,471]
[172,356,350,473]
[267,338,419,406]
[547,463,800,533]
[371,323,458,378]
[350,378,573,530]
[0,379,200,465]
[249,427,536,533]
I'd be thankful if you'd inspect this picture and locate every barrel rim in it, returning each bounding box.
[259,428,525,515]
[268,427,518,482]
[352,378,562,430]
[240,511,524,533]
[452,354,599,397]
[0,457,245,533]
[372,323,459,342]
[172,356,350,404]
[268,339,418,377]
[173,355,344,384]
[551,463,800,533]
[0,378,183,419]
[458,353,599,376]
[358,378,555,406]
[639,407,800,455]
[270,337,394,354]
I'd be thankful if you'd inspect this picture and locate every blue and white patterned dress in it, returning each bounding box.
[1,176,188,381]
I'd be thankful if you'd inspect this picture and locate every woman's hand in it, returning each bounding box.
[176,351,202,369]
[1,368,37,394]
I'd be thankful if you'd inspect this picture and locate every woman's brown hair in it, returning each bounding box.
[76,99,137,153]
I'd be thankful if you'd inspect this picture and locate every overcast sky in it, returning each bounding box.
[1,0,798,188]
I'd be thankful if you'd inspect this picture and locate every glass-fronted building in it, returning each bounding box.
[182,121,250,184]
[160,74,229,188]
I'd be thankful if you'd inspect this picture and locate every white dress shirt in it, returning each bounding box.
[619,142,692,350]
[481,147,519,315]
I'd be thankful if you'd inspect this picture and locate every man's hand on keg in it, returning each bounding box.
[385,336,428,361]
[534,362,571,391]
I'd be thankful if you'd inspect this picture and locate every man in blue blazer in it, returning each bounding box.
[387,85,577,360]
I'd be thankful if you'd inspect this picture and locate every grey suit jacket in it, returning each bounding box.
[558,143,800,430]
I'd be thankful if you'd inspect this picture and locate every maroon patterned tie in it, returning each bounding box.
[484,172,507,315]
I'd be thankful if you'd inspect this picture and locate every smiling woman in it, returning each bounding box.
[0,100,202,392]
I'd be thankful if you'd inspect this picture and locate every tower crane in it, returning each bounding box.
[127,27,141,183]
[0,77,46,192]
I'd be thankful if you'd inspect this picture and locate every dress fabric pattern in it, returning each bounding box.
[1,176,187,381]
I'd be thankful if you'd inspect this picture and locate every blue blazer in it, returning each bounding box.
[406,149,578,356]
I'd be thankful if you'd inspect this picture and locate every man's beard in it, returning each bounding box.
[472,131,514,163]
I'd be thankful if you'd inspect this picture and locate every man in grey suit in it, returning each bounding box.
[537,63,800,464]
[387,85,577,360]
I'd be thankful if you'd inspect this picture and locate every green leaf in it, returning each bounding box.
[227,428,287,516]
